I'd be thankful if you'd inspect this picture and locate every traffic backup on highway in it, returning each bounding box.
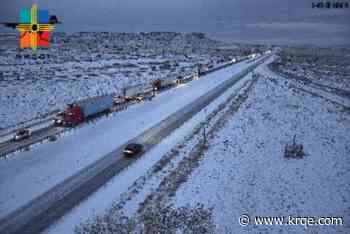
[1,1,349,234]
[0,52,257,158]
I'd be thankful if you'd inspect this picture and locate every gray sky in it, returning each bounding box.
[1,0,349,45]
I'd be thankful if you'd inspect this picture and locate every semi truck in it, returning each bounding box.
[54,94,114,126]
[152,78,176,91]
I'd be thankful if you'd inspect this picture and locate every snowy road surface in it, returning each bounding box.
[46,59,261,234]
[0,126,63,157]
[0,56,266,234]
[0,55,267,223]
[49,56,349,234]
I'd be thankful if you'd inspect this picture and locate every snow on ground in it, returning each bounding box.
[0,57,261,219]
[59,71,258,233]
[271,47,350,94]
[171,66,350,233]
[70,58,349,233]
[0,32,261,130]
[262,56,350,109]
[45,69,255,234]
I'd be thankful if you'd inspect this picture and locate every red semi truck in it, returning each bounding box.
[54,94,114,126]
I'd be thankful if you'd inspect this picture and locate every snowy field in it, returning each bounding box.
[68,57,349,233]
[172,63,350,233]
[0,32,263,130]
[271,47,350,94]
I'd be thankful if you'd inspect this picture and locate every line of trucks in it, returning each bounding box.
[9,53,263,141]
[52,55,253,127]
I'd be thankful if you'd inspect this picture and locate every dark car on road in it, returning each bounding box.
[123,143,144,157]
[13,129,31,141]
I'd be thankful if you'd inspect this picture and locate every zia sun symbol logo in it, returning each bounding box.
[16,4,55,51]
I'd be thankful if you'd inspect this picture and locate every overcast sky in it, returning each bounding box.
[1,0,349,45]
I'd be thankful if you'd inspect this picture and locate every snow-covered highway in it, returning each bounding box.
[0,54,269,233]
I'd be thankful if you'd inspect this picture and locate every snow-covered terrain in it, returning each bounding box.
[64,57,349,233]
[2,31,348,233]
[271,47,350,94]
[46,66,256,234]
[0,56,265,221]
[171,63,350,233]
[0,32,264,130]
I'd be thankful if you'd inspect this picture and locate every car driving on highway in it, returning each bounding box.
[123,143,144,157]
[13,129,31,141]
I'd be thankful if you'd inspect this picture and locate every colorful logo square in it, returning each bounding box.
[16,4,55,51]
